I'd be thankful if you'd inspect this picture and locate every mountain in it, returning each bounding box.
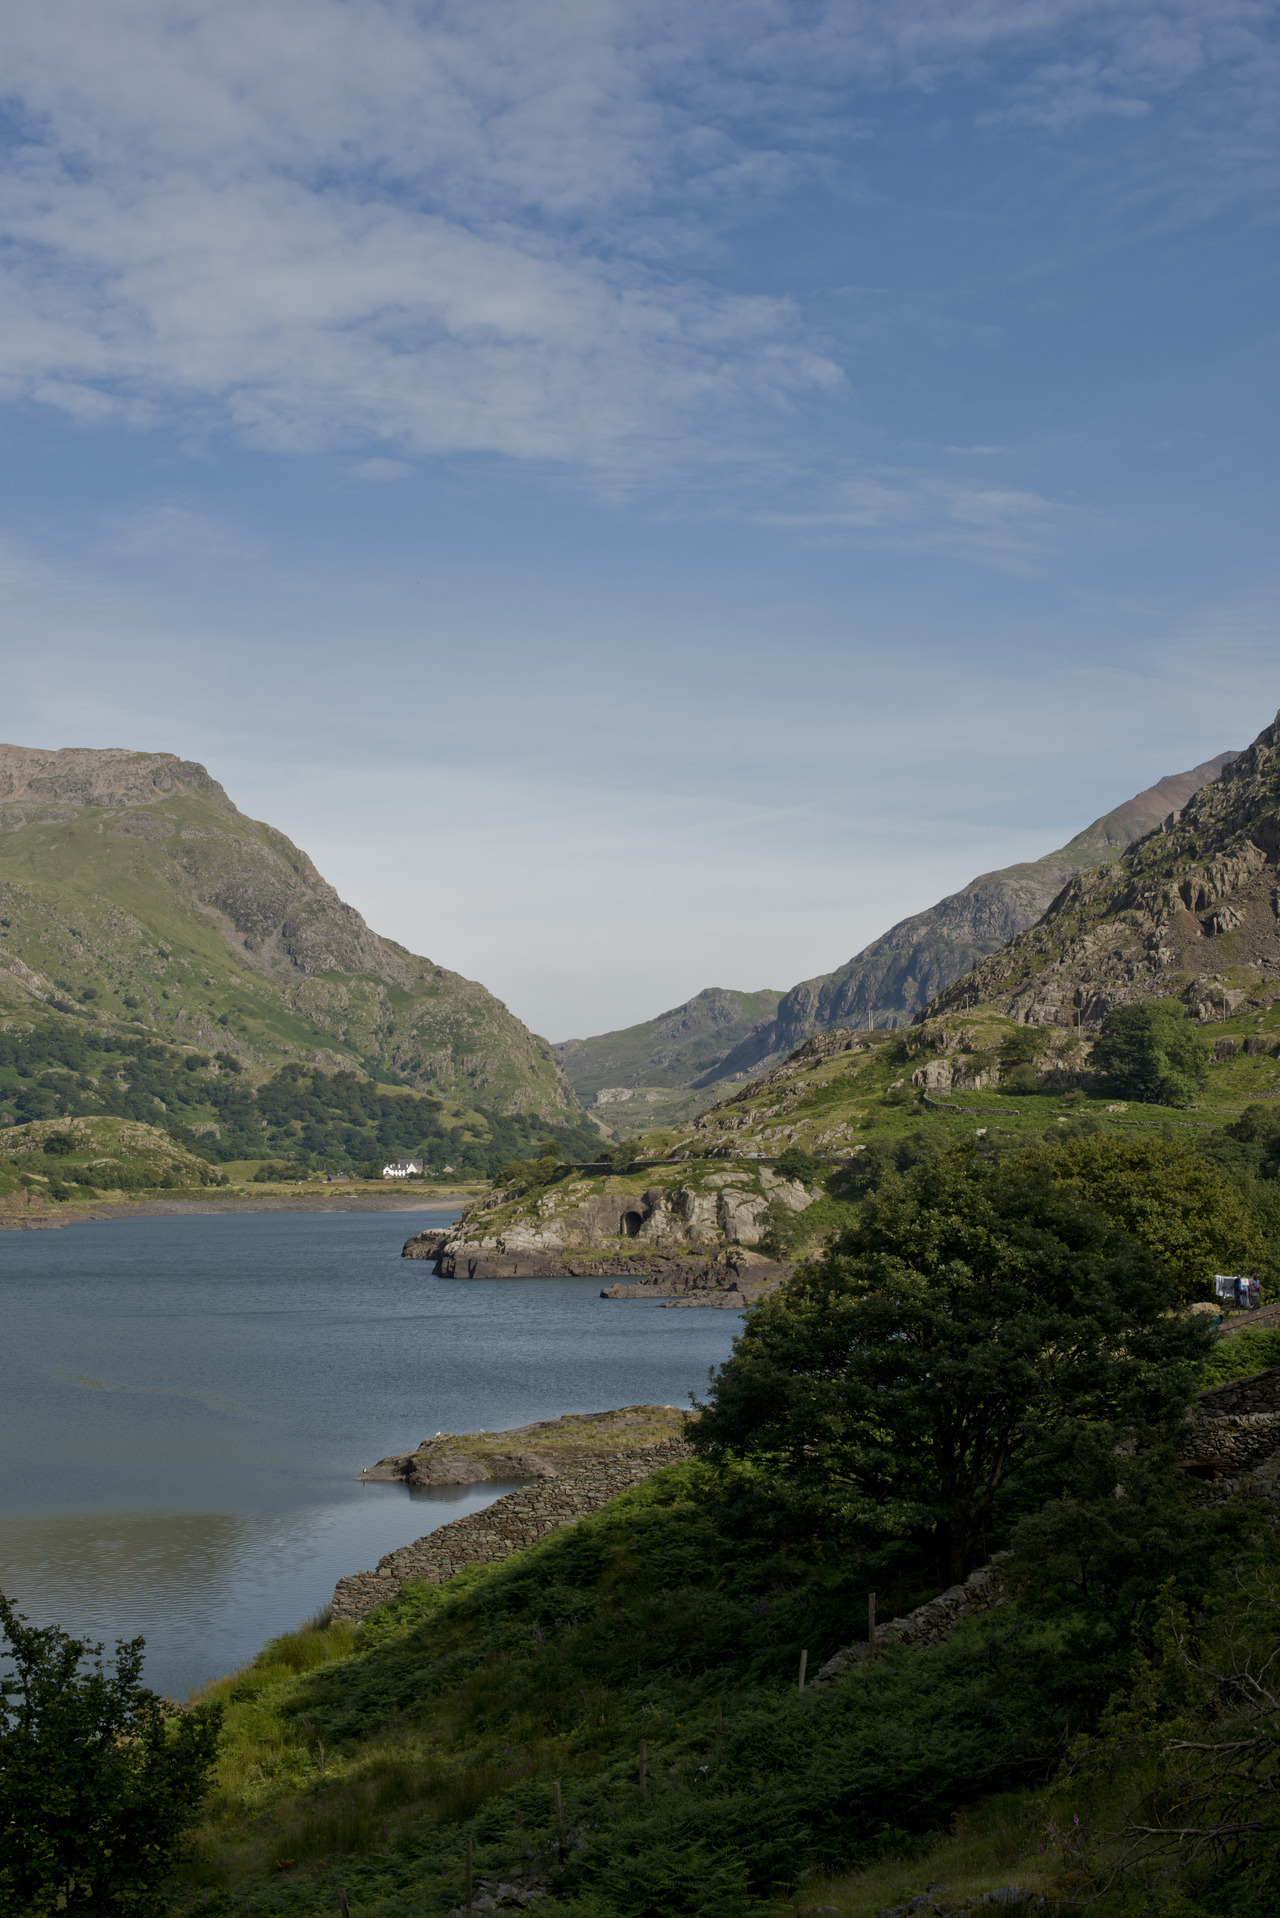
[926,713,1280,1028]
[0,744,574,1118]
[555,749,1235,1125]
[553,988,783,1100]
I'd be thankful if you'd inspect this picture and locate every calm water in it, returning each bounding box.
[0,1210,739,1696]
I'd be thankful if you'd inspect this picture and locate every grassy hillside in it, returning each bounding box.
[554,988,784,1102]
[0,745,573,1119]
[173,1384,1278,1918]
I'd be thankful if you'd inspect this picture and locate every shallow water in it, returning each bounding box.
[0,1209,739,1696]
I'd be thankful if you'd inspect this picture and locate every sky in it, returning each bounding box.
[0,0,1278,1043]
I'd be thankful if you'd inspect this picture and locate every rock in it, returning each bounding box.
[402,1228,451,1261]
[926,712,1280,1029]
[334,1437,691,1621]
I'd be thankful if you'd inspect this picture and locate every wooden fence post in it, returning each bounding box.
[868,1591,877,1661]
[798,1649,808,1692]
[639,1738,647,1792]
[339,1893,351,1918]
[554,1780,564,1855]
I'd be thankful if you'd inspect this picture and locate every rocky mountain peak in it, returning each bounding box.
[925,710,1280,1027]
[0,744,235,814]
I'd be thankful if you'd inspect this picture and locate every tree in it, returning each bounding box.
[691,1150,1211,1583]
[999,1026,1043,1095]
[1091,999,1211,1106]
[774,1146,824,1185]
[1025,1133,1262,1301]
[0,1593,221,1914]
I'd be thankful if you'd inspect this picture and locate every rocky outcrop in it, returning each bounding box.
[925,715,1280,1029]
[706,754,1240,1071]
[552,760,1235,1095]
[436,1166,813,1273]
[332,1439,690,1622]
[404,1226,789,1299]
[403,1228,451,1261]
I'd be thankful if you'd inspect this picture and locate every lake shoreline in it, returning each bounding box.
[0,1187,480,1230]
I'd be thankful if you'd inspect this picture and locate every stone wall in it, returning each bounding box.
[1194,1367,1280,1417]
[331,1440,691,1623]
[813,1560,1008,1685]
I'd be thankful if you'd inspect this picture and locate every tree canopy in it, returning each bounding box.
[1021,1133,1262,1300]
[1090,999,1212,1106]
[692,1148,1212,1583]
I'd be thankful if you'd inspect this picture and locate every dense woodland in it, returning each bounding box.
[0,1025,600,1176]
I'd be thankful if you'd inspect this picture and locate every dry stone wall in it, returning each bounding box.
[331,1440,691,1623]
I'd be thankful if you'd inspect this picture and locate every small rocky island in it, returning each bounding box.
[402,1161,814,1305]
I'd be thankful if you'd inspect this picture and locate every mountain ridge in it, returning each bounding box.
[0,744,576,1119]
[924,713,1280,1028]
[554,748,1236,1125]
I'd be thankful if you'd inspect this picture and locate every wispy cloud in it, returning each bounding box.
[0,0,1272,477]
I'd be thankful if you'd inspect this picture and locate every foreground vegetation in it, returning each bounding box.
[114,1137,1280,1918]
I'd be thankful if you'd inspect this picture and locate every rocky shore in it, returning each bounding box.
[334,1435,691,1622]
[357,1404,687,1486]
[402,1227,790,1305]
[0,1190,475,1231]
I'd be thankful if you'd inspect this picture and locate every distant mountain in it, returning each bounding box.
[554,988,783,1102]
[926,714,1280,1026]
[555,749,1236,1122]
[0,744,575,1118]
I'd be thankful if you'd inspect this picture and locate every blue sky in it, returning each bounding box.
[1,0,1277,1040]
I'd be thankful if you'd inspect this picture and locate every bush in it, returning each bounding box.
[41,1132,76,1157]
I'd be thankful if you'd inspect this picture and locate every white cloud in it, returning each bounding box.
[0,0,1271,476]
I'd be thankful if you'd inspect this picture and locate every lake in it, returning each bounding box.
[0,1209,740,1697]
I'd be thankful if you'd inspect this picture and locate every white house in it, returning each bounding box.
[382,1158,423,1179]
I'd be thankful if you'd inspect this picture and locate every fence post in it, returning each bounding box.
[339,1893,351,1918]
[466,1836,473,1909]
[639,1738,647,1792]
[554,1780,564,1856]
[868,1591,877,1661]
[798,1649,808,1692]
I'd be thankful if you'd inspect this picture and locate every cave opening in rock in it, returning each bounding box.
[623,1210,643,1237]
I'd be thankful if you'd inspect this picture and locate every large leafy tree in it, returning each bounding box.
[0,1593,221,1915]
[692,1151,1211,1584]
[1090,999,1211,1106]
[1023,1133,1262,1301]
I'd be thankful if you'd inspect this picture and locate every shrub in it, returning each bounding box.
[0,1592,221,1915]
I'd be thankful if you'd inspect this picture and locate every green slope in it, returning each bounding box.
[0,745,574,1120]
